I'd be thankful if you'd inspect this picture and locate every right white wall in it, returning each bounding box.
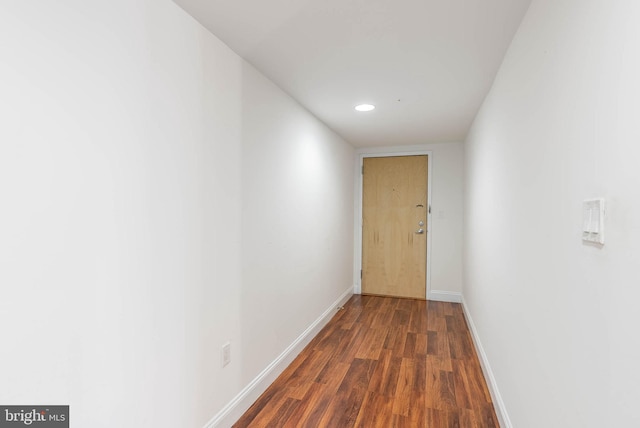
[463,0,640,427]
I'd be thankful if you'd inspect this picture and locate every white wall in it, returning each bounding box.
[464,0,640,427]
[239,64,355,386]
[355,143,465,298]
[0,1,354,427]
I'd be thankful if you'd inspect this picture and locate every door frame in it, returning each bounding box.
[354,149,433,299]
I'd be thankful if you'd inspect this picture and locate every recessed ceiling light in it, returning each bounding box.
[355,104,375,112]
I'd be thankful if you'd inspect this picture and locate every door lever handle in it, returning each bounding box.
[415,228,424,234]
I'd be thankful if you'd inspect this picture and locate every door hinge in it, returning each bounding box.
[360,269,363,279]
[361,165,364,174]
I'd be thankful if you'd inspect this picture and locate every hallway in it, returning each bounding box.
[4,1,639,426]
[234,296,497,427]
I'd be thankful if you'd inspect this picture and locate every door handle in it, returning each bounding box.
[415,228,424,234]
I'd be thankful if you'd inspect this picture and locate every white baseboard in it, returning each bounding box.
[428,290,462,303]
[461,296,512,428]
[203,287,354,428]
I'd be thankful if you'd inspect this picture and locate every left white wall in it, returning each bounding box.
[0,1,354,427]
[240,63,355,387]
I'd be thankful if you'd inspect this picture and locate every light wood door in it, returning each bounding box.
[362,155,428,299]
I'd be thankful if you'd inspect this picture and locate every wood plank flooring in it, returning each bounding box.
[233,295,498,428]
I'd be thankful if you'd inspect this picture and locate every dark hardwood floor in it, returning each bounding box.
[233,295,498,427]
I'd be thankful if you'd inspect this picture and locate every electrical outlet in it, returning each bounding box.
[222,342,231,367]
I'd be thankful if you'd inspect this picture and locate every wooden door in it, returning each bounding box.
[362,155,428,299]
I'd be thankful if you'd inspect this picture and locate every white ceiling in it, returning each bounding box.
[173,0,531,147]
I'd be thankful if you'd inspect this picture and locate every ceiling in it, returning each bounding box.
[173,0,532,147]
